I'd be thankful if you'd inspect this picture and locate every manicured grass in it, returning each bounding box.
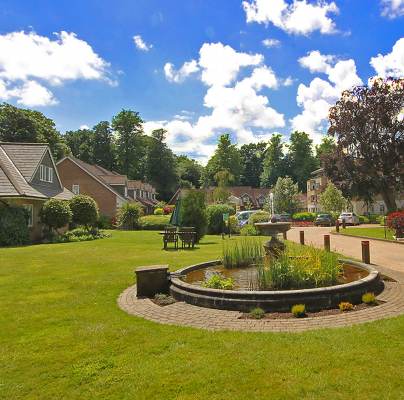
[338,226,395,241]
[1,231,403,399]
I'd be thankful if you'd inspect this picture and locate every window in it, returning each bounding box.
[39,165,53,183]
[380,204,385,213]
[23,204,33,227]
[72,184,80,195]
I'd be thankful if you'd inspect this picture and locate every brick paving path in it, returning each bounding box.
[118,271,404,332]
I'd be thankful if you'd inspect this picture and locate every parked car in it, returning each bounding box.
[338,212,360,225]
[235,210,259,227]
[315,214,335,227]
[271,213,292,222]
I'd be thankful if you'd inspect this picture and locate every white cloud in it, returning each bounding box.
[164,60,199,83]
[381,0,404,18]
[198,43,263,86]
[370,38,404,78]
[154,43,287,162]
[0,30,112,107]
[133,35,153,51]
[79,124,90,130]
[262,38,281,47]
[243,0,339,35]
[299,50,335,73]
[292,51,362,140]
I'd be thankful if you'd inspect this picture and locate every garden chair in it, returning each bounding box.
[179,227,196,249]
[163,226,178,250]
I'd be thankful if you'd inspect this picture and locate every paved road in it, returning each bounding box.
[287,225,404,273]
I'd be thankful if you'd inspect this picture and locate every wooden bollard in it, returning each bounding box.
[324,234,330,252]
[299,230,305,245]
[335,219,340,233]
[361,241,370,264]
[283,231,287,240]
[342,219,346,229]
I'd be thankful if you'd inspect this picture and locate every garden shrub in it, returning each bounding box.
[163,205,175,215]
[97,214,114,229]
[139,214,171,230]
[240,225,258,236]
[248,211,271,225]
[339,301,353,311]
[291,304,306,318]
[0,205,30,246]
[359,215,370,224]
[249,307,265,319]
[362,292,376,305]
[180,190,207,242]
[202,274,234,290]
[69,195,99,228]
[378,215,386,226]
[292,212,316,222]
[117,202,143,230]
[229,215,240,234]
[206,204,235,234]
[154,208,164,215]
[57,227,109,243]
[40,199,72,232]
[386,211,404,238]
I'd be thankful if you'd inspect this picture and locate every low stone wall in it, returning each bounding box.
[170,260,382,312]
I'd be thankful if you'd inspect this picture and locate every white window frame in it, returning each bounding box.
[23,204,33,227]
[39,164,53,183]
[72,184,80,195]
[125,187,128,197]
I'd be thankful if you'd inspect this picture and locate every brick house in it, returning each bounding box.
[56,156,158,217]
[0,142,73,241]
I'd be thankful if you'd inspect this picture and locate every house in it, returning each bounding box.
[56,156,158,217]
[307,168,329,213]
[306,168,404,214]
[0,142,73,241]
[169,186,271,210]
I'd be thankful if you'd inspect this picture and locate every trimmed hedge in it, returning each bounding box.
[70,195,99,227]
[206,204,235,234]
[248,211,271,225]
[0,205,30,246]
[292,212,316,222]
[139,214,171,230]
[40,199,72,231]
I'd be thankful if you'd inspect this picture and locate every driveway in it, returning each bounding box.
[287,225,404,273]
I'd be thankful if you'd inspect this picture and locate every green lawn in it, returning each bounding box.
[338,226,395,241]
[1,231,403,399]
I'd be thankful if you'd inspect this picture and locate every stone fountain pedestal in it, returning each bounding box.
[254,222,292,257]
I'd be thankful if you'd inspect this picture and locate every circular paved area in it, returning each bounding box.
[118,266,404,332]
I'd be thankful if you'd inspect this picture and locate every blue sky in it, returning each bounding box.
[0,0,403,162]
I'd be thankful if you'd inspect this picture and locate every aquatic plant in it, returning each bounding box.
[222,238,263,269]
[256,245,342,290]
[202,274,234,290]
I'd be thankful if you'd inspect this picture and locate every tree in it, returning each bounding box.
[176,155,203,188]
[212,169,234,203]
[0,103,69,159]
[112,109,144,178]
[260,134,287,188]
[287,131,317,192]
[324,77,404,212]
[319,183,347,213]
[273,177,301,214]
[315,136,336,165]
[69,195,99,228]
[64,128,94,163]
[240,142,267,187]
[203,134,242,186]
[180,190,207,242]
[92,121,116,171]
[145,129,179,201]
[40,199,72,232]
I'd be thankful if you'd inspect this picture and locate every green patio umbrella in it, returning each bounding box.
[169,198,182,226]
